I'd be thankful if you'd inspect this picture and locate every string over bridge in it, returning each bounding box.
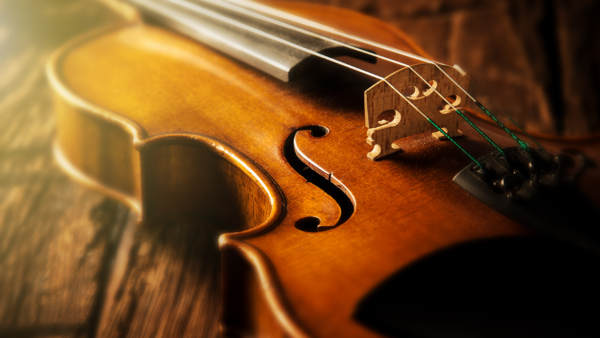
[365,64,470,160]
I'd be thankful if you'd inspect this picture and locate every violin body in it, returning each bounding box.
[48,1,600,337]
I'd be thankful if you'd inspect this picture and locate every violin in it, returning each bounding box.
[47,0,600,337]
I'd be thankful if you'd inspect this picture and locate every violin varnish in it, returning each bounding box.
[364,63,470,160]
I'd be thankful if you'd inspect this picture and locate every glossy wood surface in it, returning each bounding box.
[48,2,600,337]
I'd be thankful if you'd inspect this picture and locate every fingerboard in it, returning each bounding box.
[127,0,372,81]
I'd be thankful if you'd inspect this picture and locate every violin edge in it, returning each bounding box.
[47,22,314,338]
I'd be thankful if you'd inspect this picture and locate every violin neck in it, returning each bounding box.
[126,0,369,82]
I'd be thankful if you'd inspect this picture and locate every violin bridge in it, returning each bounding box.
[364,63,470,160]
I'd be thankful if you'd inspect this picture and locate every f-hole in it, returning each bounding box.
[283,126,355,232]
[295,217,321,232]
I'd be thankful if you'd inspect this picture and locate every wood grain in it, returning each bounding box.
[0,1,136,337]
[47,0,600,332]
[47,5,593,337]
[364,63,469,160]
[5,1,600,338]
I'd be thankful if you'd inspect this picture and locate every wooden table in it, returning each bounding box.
[0,1,221,337]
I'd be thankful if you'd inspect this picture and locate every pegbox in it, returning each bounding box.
[364,63,471,160]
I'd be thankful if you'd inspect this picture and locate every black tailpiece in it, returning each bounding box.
[453,147,600,254]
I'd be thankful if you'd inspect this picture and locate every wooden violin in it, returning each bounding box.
[47,0,600,337]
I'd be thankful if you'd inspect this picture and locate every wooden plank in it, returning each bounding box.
[97,222,221,338]
[0,1,132,337]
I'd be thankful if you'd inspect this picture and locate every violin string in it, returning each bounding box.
[165,0,484,167]
[223,0,541,151]
[470,80,545,151]
[431,65,532,151]
[200,0,505,156]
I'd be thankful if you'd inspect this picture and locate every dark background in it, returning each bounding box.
[0,0,599,337]
[290,0,600,137]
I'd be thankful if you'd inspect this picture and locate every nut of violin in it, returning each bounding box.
[364,63,470,160]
